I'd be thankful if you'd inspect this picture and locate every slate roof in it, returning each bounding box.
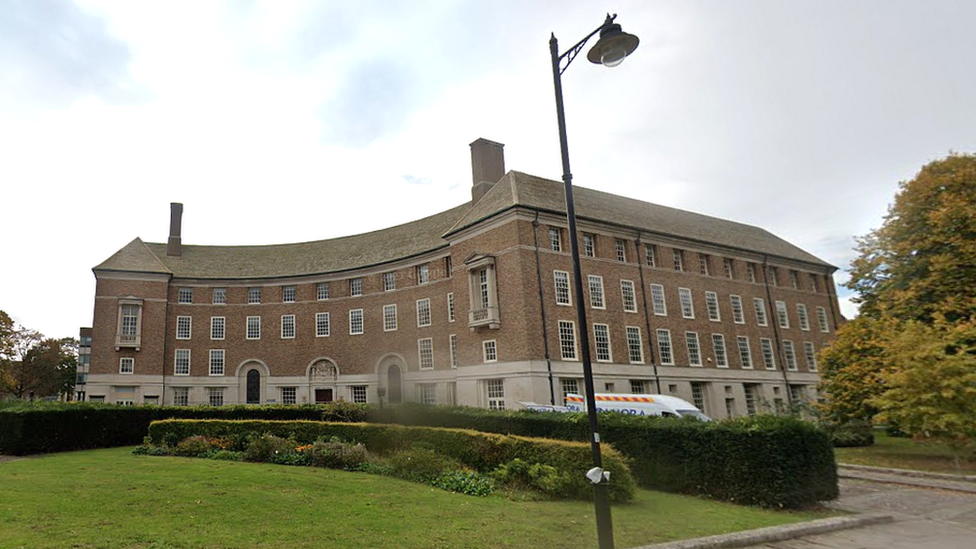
[447,172,833,268]
[94,171,832,280]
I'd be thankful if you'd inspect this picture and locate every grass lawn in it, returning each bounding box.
[835,431,976,475]
[0,447,828,549]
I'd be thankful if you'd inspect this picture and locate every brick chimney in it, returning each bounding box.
[470,138,505,203]
[167,202,183,257]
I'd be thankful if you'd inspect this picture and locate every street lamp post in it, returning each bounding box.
[549,14,639,549]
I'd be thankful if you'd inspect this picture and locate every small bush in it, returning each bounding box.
[243,433,297,463]
[387,446,464,483]
[432,470,494,496]
[209,450,245,461]
[304,437,372,470]
[824,422,875,448]
[174,435,219,458]
[269,451,310,466]
[491,459,573,498]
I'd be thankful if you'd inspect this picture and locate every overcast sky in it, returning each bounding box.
[2,0,974,340]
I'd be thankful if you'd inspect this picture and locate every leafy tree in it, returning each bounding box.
[817,316,894,425]
[1,337,76,400]
[872,318,976,467]
[848,154,976,323]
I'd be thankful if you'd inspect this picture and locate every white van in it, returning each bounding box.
[563,393,711,421]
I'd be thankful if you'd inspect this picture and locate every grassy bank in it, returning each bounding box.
[0,447,828,549]
[835,432,976,475]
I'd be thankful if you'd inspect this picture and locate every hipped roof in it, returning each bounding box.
[94,171,832,280]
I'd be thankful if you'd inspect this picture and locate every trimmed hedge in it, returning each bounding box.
[365,404,839,508]
[147,419,637,502]
[0,402,366,455]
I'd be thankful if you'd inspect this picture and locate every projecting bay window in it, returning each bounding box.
[115,299,143,350]
[466,254,500,329]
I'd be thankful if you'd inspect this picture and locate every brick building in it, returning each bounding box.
[85,138,841,417]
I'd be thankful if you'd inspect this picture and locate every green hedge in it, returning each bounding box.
[366,404,838,508]
[0,402,366,455]
[147,419,636,502]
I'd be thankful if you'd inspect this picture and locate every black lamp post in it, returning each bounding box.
[549,14,639,549]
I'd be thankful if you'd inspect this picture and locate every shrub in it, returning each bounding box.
[491,459,573,498]
[269,451,310,466]
[209,450,245,461]
[388,446,464,483]
[174,435,221,458]
[432,470,494,496]
[243,433,297,463]
[304,437,372,470]
[822,421,875,447]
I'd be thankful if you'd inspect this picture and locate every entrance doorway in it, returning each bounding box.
[246,369,261,404]
[315,388,333,403]
[387,365,402,404]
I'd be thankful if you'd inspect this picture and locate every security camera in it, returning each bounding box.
[585,467,610,484]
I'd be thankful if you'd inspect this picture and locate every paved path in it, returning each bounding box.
[737,473,976,549]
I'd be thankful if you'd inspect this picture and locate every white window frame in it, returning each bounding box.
[282,285,296,303]
[554,270,571,306]
[317,282,329,301]
[383,272,396,292]
[349,309,364,335]
[672,249,684,271]
[746,263,757,283]
[248,287,261,304]
[209,349,225,376]
[486,379,505,410]
[173,387,189,406]
[174,349,190,376]
[625,326,644,364]
[281,315,296,339]
[583,234,595,257]
[212,288,226,305]
[593,323,612,363]
[208,387,224,407]
[417,264,430,285]
[644,243,657,267]
[316,312,330,337]
[730,295,745,324]
[754,298,768,326]
[817,306,830,333]
[281,387,297,405]
[178,287,193,304]
[119,357,134,374]
[737,336,753,369]
[615,239,627,262]
[176,316,191,340]
[549,227,562,251]
[775,300,790,329]
[447,292,455,322]
[483,339,497,363]
[723,258,734,279]
[588,275,606,309]
[685,331,702,367]
[711,334,728,368]
[804,341,818,371]
[699,254,710,276]
[416,298,431,327]
[419,383,436,405]
[558,320,578,361]
[418,338,433,370]
[797,303,810,331]
[621,280,637,313]
[650,284,667,316]
[784,340,798,371]
[679,288,695,319]
[656,329,674,365]
[351,385,367,404]
[247,316,261,339]
[349,278,363,297]
[760,338,776,370]
[383,304,398,332]
[211,316,225,340]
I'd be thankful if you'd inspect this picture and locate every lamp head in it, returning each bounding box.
[587,16,639,67]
